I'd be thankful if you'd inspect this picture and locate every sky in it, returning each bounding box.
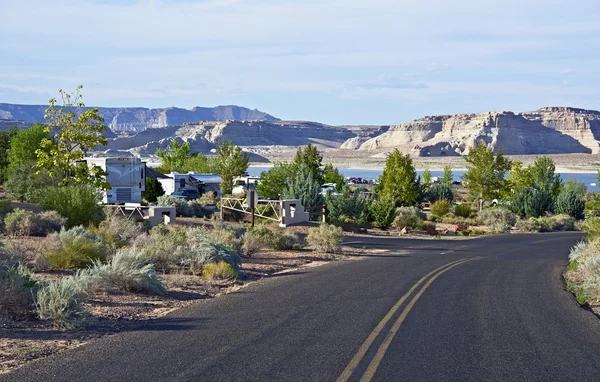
[1,0,600,125]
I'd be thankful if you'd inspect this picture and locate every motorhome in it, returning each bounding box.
[84,157,146,204]
[157,172,222,197]
[232,176,260,196]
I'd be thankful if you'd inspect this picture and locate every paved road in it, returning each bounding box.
[4,233,599,381]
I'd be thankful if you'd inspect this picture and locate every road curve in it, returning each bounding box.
[3,232,598,382]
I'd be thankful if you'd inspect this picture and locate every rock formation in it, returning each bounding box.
[349,107,600,155]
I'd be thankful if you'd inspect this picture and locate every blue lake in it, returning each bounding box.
[247,166,600,192]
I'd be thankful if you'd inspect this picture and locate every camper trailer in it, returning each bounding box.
[157,172,222,197]
[84,157,146,204]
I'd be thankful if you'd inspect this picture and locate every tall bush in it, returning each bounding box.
[427,184,453,203]
[283,164,324,209]
[326,192,370,226]
[525,189,554,218]
[431,200,451,217]
[555,189,585,220]
[41,185,101,228]
[370,198,396,230]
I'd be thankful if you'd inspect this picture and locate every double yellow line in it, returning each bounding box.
[337,257,480,382]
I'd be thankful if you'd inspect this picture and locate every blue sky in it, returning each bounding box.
[2,0,599,125]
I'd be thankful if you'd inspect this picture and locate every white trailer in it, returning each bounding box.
[157,172,222,196]
[84,157,146,204]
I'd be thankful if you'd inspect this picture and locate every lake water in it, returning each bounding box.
[247,166,600,192]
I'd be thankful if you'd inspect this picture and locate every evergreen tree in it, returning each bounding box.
[376,149,419,206]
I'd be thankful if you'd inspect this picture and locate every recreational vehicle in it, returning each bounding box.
[157,172,222,197]
[84,157,146,204]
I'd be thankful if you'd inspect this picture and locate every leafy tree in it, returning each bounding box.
[294,143,323,184]
[184,153,218,174]
[323,163,346,191]
[156,140,192,173]
[529,156,562,198]
[507,161,534,194]
[4,163,52,202]
[35,86,109,189]
[143,177,165,203]
[462,143,511,205]
[257,162,296,199]
[441,165,453,188]
[376,149,419,206]
[41,185,102,227]
[7,123,49,173]
[283,164,324,209]
[0,128,17,184]
[369,197,396,230]
[420,169,432,194]
[215,141,249,195]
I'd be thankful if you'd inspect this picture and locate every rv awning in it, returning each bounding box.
[146,166,171,179]
[189,174,222,184]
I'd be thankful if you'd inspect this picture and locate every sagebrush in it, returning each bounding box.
[307,224,343,253]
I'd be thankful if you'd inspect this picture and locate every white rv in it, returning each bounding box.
[84,157,146,204]
[157,172,222,196]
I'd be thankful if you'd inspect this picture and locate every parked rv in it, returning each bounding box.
[232,176,260,196]
[157,172,222,198]
[83,157,146,204]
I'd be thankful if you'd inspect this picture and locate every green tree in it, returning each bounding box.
[323,163,346,191]
[376,149,419,206]
[294,143,323,184]
[369,197,396,230]
[563,180,587,196]
[4,163,52,202]
[507,161,534,194]
[0,128,17,183]
[256,162,296,199]
[184,153,218,174]
[420,169,432,194]
[215,141,249,195]
[156,140,192,173]
[7,123,49,173]
[283,164,324,209]
[529,156,562,198]
[462,143,511,205]
[441,165,453,188]
[143,177,165,203]
[35,86,109,189]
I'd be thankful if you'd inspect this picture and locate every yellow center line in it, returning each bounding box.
[359,258,480,382]
[336,258,471,382]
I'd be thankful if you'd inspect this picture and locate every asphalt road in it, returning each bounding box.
[4,232,599,382]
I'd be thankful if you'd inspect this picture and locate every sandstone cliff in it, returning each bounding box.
[351,107,600,156]
[0,104,278,132]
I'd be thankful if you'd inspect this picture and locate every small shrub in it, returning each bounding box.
[395,214,423,230]
[39,226,111,270]
[0,262,38,320]
[201,261,238,280]
[472,229,487,235]
[461,229,472,236]
[396,206,426,220]
[370,198,396,230]
[243,225,275,256]
[93,208,144,248]
[157,195,203,217]
[569,241,597,263]
[32,211,68,236]
[431,200,451,217]
[41,185,102,228]
[556,189,585,220]
[139,227,188,273]
[453,203,473,218]
[272,231,301,250]
[178,228,242,275]
[440,215,477,226]
[477,208,517,227]
[198,192,218,206]
[36,276,88,330]
[549,214,575,231]
[427,184,453,203]
[81,248,167,295]
[307,224,344,253]
[206,224,242,252]
[4,208,34,236]
[326,192,369,226]
[421,221,437,231]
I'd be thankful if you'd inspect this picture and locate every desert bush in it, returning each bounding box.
[93,208,144,248]
[178,228,242,275]
[556,189,585,220]
[138,227,188,273]
[453,203,473,218]
[198,192,218,206]
[525,189,555,218]
[41,185,102,228]
[431,200,451,217]
[396,206,426,220]
[549,214,575,231]
[0,262,38,320]
[242,225,275,256]
[36,275,88,330]
[427,183,453,203]
[205,223,242,252]
[81,248,167,295]
[421,221,437,231]
[157,195,203,217]
[326,192,370,226]
[307,223,344,253]
[461,229,472,236]
[477,208,517,227]
[569,241,597,263]
[4,208,34,236]
[39,226,111,270]
[272,231,301,250]
[440,215,477,226]
[370,198,396,230]
[395,214,423,230]
[201,261,238,280]
[32,211,68,236]
[517,215,575,233]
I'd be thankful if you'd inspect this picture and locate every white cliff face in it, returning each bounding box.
[352,107,600,156]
